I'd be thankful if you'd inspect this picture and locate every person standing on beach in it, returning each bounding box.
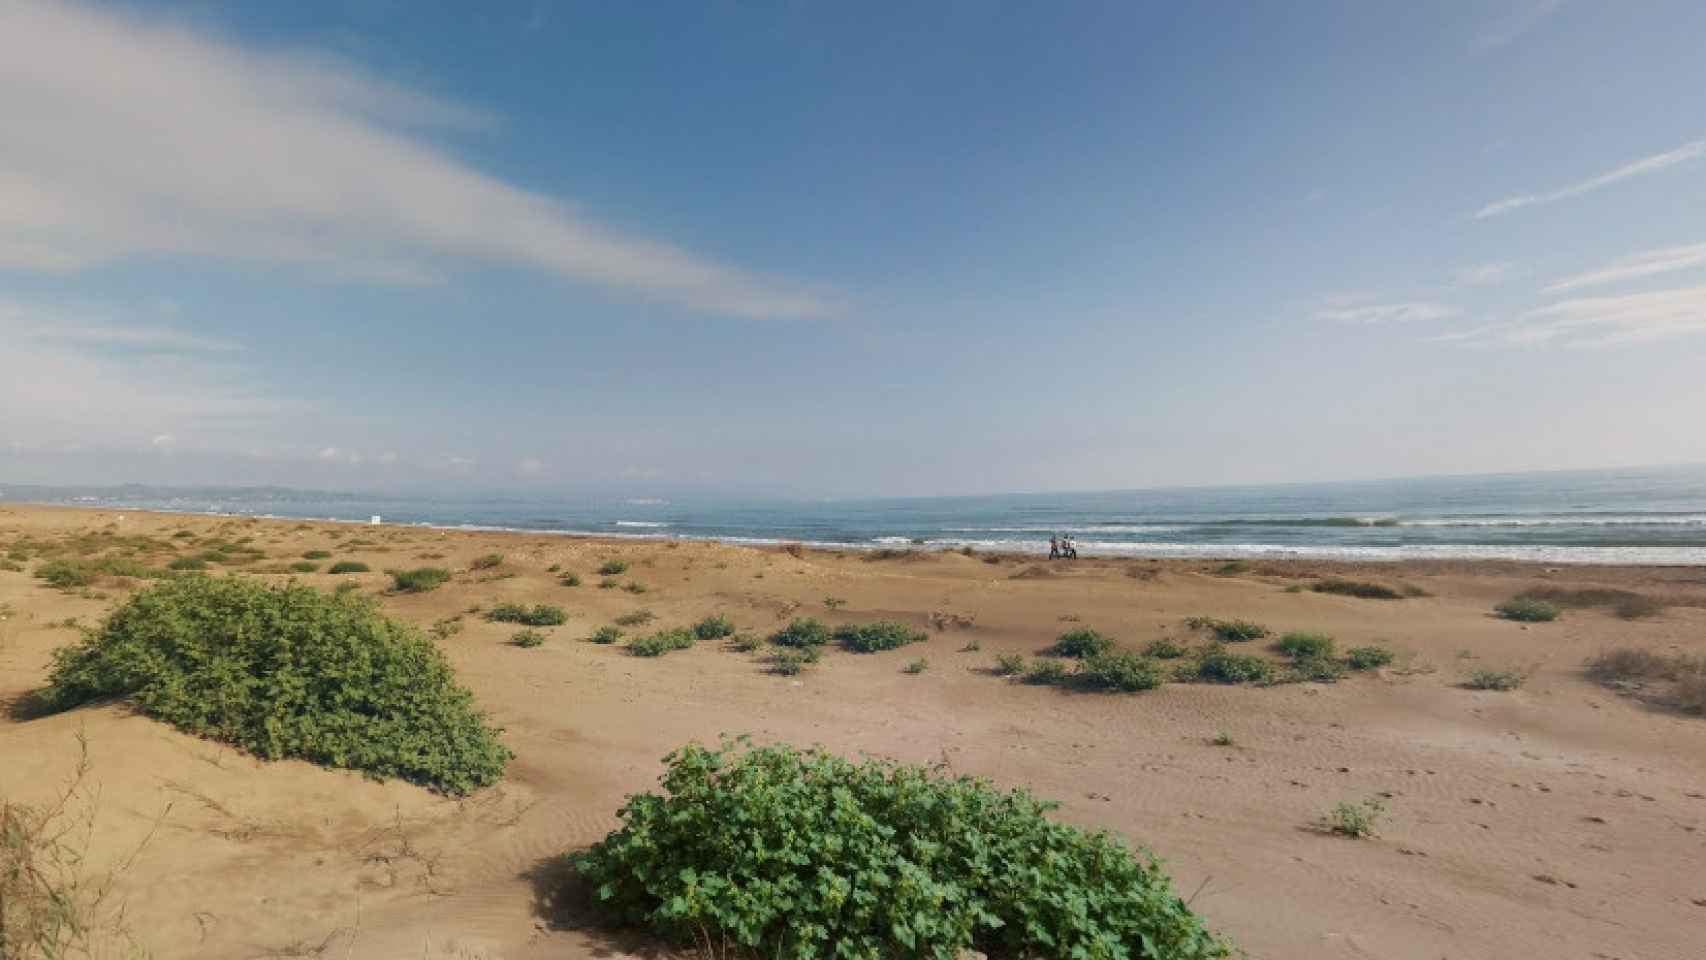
[1049,535,1060,560]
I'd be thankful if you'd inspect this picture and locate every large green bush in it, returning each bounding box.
[770,617,832,648]
[835,620,927,653]
[1050,628,1113,659]
[38,576,510,795]
[574,740,1229,959]
[487,602,567,626]
[390,567,451,593]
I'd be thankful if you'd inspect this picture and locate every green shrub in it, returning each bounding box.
[598,560,629,576]
[622,581,648,594]
[302,550,332,560]
[1024,660,1071,685]
[590,625,624,645]
[168,557,208,572]
[327,560,370,574]
[1185,617,1269,643]
[693,615,737,641]
[1495,598,1560,622]
[560,573,582,587]
[1190,647,1274,684]
[572,740,1230,959]
[36,558,163,589]
[333,581,361,598]
[771,617,832,648]
[1049,628,1112,659]
[429,616,464,641]
[1275,631,1335,660]
[614,609,655,627]
[1311,578,1403,600]
[903,657,929,674]
[289,561,319,573]
[1326,798,1384,838]
[598,577,620,590]
[628,629,695,657]
[1346,646,1394,670]
[546,563,561,573]
[511,628,546,648]
[487,603,568,626]
[1284,657,1347,684]
[1213,560,1251,575]
[768,649,810,675]
[835,621,927,653]
[471,553,505,570]
[727,633,762,652]
[823,596,848,610]
[1467,669,1524,691]
[39,577,509,794]
[1077,652,1166,692]
[1516,586,1663,619]
[1144,638,1187,659]
[390,567,451,593]
[993,653,1026,675]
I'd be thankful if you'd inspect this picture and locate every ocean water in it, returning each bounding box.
[6,465,1706,565]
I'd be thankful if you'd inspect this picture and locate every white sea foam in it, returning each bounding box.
[614,520,670,528]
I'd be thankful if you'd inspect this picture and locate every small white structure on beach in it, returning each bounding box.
[370,515,382,525]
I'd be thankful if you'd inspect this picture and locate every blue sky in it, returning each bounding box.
[3,0,1704,497]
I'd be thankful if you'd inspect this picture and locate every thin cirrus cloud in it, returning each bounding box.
[1474,138,1706,219]
[1434,284,1706,348]
[1545,242,1706,293]
[0,0,831,319]
[1315,299,1461,324]
[1473,0,1564,51]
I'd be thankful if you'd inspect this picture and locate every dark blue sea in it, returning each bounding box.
[7,465,1706,565]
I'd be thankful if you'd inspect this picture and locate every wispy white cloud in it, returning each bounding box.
[1475,138,1706,219]
[1473,0,1565,51]
[0,297,288,449]
[1315,297,1461,325]
[1455,262,1513,286]
[1434,284,1706,348]
[0,0,830,319]
[1546,242,1706,293]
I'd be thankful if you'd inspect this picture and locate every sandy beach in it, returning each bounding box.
[2,503,1703,960]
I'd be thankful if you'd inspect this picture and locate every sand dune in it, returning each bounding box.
[2,505,1703,959]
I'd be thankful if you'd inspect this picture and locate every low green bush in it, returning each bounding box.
[511,628,546,648]
[1283,657,1347,683]
[168,557,208,572]
[598,577,620,590]
[471,553,505,570]
[1049,628,1113,659]
[487,603,568,626]
[622,581,648,594]
[302,550,332,560]
[727,633,762,652]
[1189,647,1275,684]
[590,625,624,645]
[767,649,812,675]
[1077,652,1166,692]
[693,615,737,640]
[614,609,655,627]
[770,617,832,648]
[1311,578,1404,600]
[1024,659,1071,685]
[289,561,319,573]
[903,657,929,674]
[560,573,582,587]
[993,653,1026,675]
[38,577,509,794]
[1467,669,1524,691]
[1274,631,1335,660]
[328,560,370,574]
[628,629,695,658]
[1144,638,1187,659]
[598,560,629,576]
[1346,646,1394,670]
[571,739,1230,958]
[1326,798,1384,838]
[1184,617,1269,643]
[390,567,451,593]
[834,621,927,653]
[1495,598,1560,622]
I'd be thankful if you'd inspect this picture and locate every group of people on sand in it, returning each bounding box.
[1048,534,1078,560]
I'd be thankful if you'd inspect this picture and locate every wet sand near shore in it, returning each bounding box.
[2,504,1703,959]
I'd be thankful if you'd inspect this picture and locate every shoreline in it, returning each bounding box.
[9,500,1706,568]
